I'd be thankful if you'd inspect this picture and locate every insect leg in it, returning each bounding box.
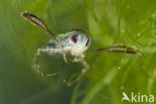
[86,45,136,54]
[35,48,62,77]
[67,59,89,86]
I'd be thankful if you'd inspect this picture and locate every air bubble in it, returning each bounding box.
[118,66,121,70]
[137,33,140,37]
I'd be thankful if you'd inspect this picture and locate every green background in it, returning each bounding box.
[0,0,156,104]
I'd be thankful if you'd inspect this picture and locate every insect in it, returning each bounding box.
[21,11,136,86]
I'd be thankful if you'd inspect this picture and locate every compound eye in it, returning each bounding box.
[86,37,91,47]
[70,34,78,43]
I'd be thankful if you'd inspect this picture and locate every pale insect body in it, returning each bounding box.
[47,30,90,57]
[22,11,136,86]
